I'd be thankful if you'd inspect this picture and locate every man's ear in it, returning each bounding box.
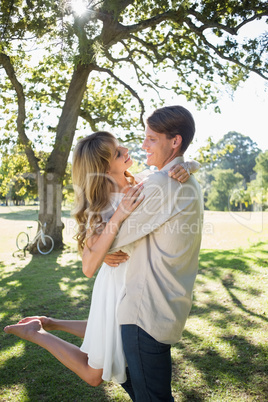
[172,135,182,149]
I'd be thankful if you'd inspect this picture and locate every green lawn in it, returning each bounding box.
[0,207,267,401]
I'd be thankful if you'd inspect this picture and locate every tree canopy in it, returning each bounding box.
[207,132,261,182]
[0,145,37,205]
[195,132,264,211]
[206,168,244,211]
[0,0,267,248]
[249,150,268,209]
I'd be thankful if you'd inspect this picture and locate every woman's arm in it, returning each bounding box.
[82,183,144,278]
[168,160,201,182]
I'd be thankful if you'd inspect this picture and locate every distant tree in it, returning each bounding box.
[196,136,235,166]
[209,132,261,182]
[229,186,252,211]
[206,168,244,211]
[0,146,37,205]
[194,168,214,209]
[254,150,268,189]
[62,162,74,206]
[247,150,268,210]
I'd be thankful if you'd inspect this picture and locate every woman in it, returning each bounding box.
[4,131,199,387]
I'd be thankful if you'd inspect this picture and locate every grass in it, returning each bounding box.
[172,244,268,401]
[0,207,268,401]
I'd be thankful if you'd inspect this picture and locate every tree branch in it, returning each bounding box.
[94,65,145,127]
[0,52,40,172]
[188,10,237,35]
[120,39,173,91]
[188,9,268,35]
[103,45,157,94]
[184,19,268,80]
[99,6,186,48]
[121,8,185,35]
[128,33,173,64]
[99,0,134,18]
[206,38,267,80]
[79,109,101,131]
[236,12,268,32]
[46,62,95,175]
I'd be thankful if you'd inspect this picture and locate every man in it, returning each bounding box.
[109,105,204,401]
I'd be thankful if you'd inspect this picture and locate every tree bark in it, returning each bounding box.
[47,63,95,176]
[32,63,95,252]
[28,172,64,253]
[28,63,94,252]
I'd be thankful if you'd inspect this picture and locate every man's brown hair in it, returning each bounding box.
[147,105,195,154]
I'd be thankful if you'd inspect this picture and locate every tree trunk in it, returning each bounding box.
[28,172,64,254]
[46,63,95,176]
[30,63,94,252]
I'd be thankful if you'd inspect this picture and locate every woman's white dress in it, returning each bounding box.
[80,171,151,383]
[80,192,130,383]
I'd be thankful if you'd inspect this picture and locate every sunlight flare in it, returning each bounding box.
[71,0,88,16]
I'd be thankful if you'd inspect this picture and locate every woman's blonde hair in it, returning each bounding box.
[72,131,134,254]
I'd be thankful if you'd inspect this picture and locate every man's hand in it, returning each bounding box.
[104,250,130,267]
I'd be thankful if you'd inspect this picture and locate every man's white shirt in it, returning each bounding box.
[110,157,204,344]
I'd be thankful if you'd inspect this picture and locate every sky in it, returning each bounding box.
[183,73,268,158]
[131,70,267,160]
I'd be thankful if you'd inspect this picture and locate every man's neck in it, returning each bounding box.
[157,154,184,171]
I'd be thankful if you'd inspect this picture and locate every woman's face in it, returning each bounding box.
[108,143,133,177]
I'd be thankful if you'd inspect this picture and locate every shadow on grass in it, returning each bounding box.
[173,329,268,401]
[0,207,39,221]
[171,242,268,400]
[0,207,72,221]
[0,250,113,402]
[197,242,268,324]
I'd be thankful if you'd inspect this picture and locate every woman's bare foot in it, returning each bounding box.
[4,319,46,342]
[18,316,55,331]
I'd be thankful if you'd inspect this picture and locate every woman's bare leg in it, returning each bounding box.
[18,316,87,338]
[4,320,103,387]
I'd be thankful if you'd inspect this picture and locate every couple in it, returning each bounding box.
[4,105,203,401]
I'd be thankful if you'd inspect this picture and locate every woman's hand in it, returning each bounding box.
[168,163,190,183]
[168,160,201,182]
[104,250,129,267]
[82,183,144,278]
[113,183,145,224]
